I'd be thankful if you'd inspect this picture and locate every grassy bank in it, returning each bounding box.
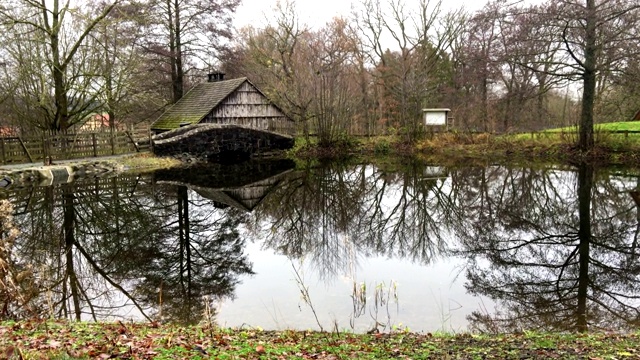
[2,321,640,359]
[291,128,640,166]
[119,153,183,172]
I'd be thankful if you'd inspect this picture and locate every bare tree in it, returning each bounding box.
[90,1,167,128]
[230,2,314,139]
[139,0,240,104]
[510,0,640,150]
[0,0,122,132]
[354,0,464,140]
[451,4,500,131]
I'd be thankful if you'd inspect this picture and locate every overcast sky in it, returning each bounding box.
[234,0,356,29]
[233,0,489,30]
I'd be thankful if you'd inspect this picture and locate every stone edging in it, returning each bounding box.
[0,161,125,188]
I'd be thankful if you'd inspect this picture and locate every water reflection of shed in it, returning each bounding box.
[192,174,292,212]
[154,160,296,212]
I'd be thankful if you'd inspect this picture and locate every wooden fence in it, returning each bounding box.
[0,125,151,165]
[8,174,153,215]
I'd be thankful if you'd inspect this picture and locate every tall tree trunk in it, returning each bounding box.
[167,0,179,103]
[63,185,81,320]
[482,76,489,132]
[503,95,511,133]
[174,0,184,101]
[106,72,116,130]
[50,0,69,132]
[579,0,597,151]
[53,66,69,132]
[576,163,593,332]
[166,0,184,103]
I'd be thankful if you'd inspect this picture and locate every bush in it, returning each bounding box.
[374,139,391,154]
[0,200,39,320]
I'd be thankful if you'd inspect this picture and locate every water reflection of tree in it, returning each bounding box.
[11,177,162,320]
[254,161,460,278]
[9,177,253,323]
[453,164,640,332]
[129,186,254,324]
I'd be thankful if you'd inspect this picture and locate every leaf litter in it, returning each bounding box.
[1,320,640,359]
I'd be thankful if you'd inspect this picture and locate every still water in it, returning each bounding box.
[1,159,640,333]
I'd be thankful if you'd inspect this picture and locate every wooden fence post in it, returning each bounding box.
[110,129,115,155]
[92,133,97,157]
[41,134,47,165]
[0,138,5,164]
[17,136,34,162]
[61,133,68,160]
[46,134,51,164]
[125,130,140,152]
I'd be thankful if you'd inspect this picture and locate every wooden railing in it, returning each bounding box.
[0,125,151,165]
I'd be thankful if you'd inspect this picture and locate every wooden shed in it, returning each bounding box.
[633,109,640,121]
[151,74,294,135]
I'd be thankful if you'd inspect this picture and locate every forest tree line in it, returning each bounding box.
[0,0,638,146]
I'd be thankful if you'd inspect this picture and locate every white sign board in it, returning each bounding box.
[423,108,450,126]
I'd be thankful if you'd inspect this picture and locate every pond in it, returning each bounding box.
[1,159,640,333]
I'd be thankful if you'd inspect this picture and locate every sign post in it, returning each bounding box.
[422,108,450,131]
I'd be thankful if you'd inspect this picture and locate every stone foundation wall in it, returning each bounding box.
[152,124,294,161]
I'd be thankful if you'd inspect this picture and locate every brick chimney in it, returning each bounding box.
[208,72,225,82]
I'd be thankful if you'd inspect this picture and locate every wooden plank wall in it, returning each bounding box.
[0,125,151,165]
[205,82,295,136]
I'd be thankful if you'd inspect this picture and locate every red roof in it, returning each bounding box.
[0,126,18,136]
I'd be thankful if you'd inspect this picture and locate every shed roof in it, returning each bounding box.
[151,77,248,131]
[634,109,640,121]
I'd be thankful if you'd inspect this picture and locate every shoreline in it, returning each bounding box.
[1,135,639,189]
[0,154,181,189]
[291,135,640,168]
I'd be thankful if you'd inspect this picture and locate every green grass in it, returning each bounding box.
[544,121,640,132]
[119,153,182,171]
[3,321,640,359]
[287,126,640,166]
[594,121,640,131]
